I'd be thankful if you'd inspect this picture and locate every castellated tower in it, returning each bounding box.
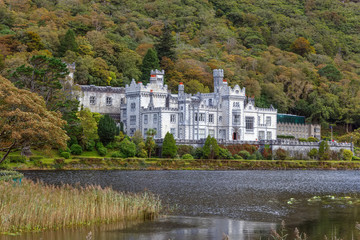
[149,69,165,85]
[213,69,224,92]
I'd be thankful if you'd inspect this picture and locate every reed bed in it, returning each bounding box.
[0,179,161,234]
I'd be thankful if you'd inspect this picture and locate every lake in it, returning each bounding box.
[6,170,360,239]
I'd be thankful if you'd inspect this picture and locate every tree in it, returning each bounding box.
[97,114,117,145]
[0,53,4,71]
[145,128,157,158]
[290,37,315,56]
[155,25,176,61]
[162,132,177,158]
[132,130,147,157]
[0,76,68,163]
[318,64,342,82]
[118,138,136,158]
[9,55,69,111]
[203,135,219,159]
[77,108,99,147]
[59,29,78,56]
[140,48,159,84]
[319,141,330,160]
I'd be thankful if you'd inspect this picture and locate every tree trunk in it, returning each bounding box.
[0,142,15,164]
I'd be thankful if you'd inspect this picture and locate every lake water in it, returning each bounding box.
[6,170,360,239]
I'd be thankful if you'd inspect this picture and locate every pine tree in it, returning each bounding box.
[155,25,176,61]
[162,132,177,158]
[140,48,160,84]
[97,114,117,145]
[59,29,78,57]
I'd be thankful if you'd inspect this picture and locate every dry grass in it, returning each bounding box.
[0,179,161,234]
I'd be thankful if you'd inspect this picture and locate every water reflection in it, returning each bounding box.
[1,216,276,240]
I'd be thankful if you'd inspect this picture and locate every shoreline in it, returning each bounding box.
[2,158,360,171]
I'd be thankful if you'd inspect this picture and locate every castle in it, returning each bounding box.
[77,69,278,142]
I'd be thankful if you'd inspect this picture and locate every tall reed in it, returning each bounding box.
[0,179,161,233]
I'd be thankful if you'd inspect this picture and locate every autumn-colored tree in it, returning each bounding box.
[0,76,68,163]
[21,31,45,52]
[290,37,315,56]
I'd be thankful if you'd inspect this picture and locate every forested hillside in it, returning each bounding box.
[0,0,360,129]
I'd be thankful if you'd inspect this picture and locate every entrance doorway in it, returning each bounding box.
[233,132,237,140]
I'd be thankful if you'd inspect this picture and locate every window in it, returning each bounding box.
[170,114,176,123]
[233,102,240,108]
[154,128,157,137]
[199,113,205,122]
[209,129,215,137]
[194,113,198,122]
[131,103,136,112]
[180,106,184,110]
[258,116,261,125]
[180,113,184,123]
[233,114,240,125]
[209,114,214,123]
[219,116,222,122]
[130,115,136,125]
[106,97,112,106]
[179,128,183,139]
[258,131,265,140]
[245,117,254,132]
[170,128,176,138]
[219,129,226,139]
[144,128,148,137]
[121,98,125,104]
[199,129,205,139]
[122,110,127,118]
[266,117,271,126]
[90,96,96,105]
[144,115,148,124]
[153,114,158,124]
[130,128,136,135]
[209,99,213,106]
[267,131,272,140]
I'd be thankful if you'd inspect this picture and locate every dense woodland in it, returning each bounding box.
[0,0,360,132]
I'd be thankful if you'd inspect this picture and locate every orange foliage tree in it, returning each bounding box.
[0,76,69,163]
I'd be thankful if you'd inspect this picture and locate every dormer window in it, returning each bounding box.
[106,97,112,106]
[90,96,96,105]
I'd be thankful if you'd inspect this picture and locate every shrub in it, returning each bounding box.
[98,147,108,157]
[222,144,258,155]
[342,149,353,161]
[59,147,71,154]
[307,137,318,142]
[9,156,26,163]
[162,132,177,158]
[137,149,147,158]
[177,145,194,156]
[218,148,232,159]
[254,151,263,160]
[60,152,70,159]
[29,156,43,161]
[106,142,114,150]
[308,148,318,160]
[96,142,104,150]
[277,135,295,139]
[119,138,136,158]
[262,148,272,160]
[182,154,194,160]
[298,138,307,142]
[275,148,288,160]
[70,144,83,155]
[238,150,250,159]
[193,147,203,159]
[248,153,257,160]
[111,152,122,158]
[233,154,242,160]
[352,155,360,161]
[85,140,96,151]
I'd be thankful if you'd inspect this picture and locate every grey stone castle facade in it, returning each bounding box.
[77,69,278,141]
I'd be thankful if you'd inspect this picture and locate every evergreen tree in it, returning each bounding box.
[162,132,177,158]
[97,114,117,145]
[59,29,78,57]
[155,25,176,61]
[203,135,219,159]
[140,48,159,84]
